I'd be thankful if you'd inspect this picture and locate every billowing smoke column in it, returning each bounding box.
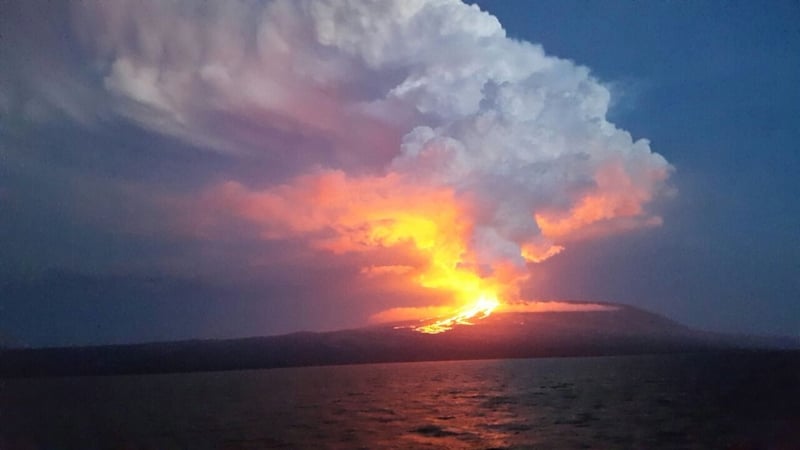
[75,0,672,331]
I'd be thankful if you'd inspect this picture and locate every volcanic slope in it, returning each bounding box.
[2,303,795,377]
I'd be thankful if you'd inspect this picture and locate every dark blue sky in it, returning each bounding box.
[1,1,798,347]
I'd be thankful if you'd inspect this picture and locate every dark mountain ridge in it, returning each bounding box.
[2,303,797,377]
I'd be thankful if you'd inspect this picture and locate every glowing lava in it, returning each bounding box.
[414,294,500,334]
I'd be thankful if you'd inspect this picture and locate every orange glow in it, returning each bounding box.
[211,161,667,334]
[534,162,667,242]
[214,171,516,333]
[414,294,500,334]
[535,192,641,239]
[520,241,564,263]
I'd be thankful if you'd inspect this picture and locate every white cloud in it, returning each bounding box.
[71,0,672,274]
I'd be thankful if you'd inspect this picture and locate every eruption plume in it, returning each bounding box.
[75,0,672,331]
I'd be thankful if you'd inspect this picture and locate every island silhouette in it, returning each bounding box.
[2,302,797,377]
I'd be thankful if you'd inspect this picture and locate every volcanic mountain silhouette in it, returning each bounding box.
[2,302,796,377]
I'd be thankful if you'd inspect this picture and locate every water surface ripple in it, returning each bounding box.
[2,352,799,449]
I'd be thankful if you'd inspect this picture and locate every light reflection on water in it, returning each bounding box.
[1,352,799,449]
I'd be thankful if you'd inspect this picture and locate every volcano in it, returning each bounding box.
[2,302,796,377]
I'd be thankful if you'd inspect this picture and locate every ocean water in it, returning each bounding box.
[1,352,798,449]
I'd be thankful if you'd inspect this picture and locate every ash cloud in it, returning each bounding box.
[3,0,672,312]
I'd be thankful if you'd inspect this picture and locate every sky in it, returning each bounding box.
[1,0,798,347]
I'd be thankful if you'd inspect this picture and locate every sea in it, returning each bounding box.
[1,351,799,449]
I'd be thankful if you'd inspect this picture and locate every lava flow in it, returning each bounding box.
[414,294,500,334]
